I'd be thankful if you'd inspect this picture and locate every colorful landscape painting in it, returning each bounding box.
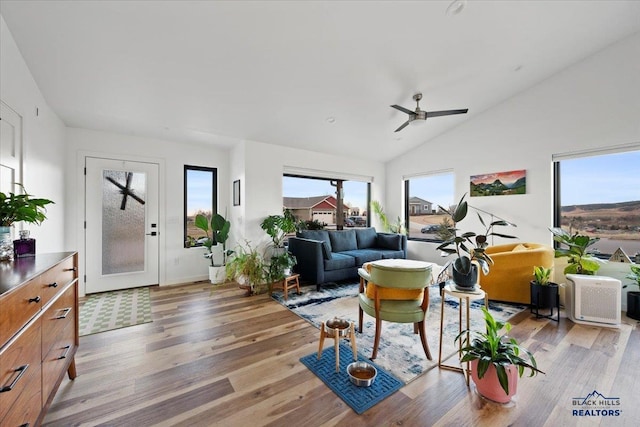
[470,169,526,197]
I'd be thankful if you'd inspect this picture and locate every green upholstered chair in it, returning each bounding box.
[357,262,433,360]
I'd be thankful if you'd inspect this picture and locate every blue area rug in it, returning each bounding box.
[300,342,403,414]
[275,282,526,383]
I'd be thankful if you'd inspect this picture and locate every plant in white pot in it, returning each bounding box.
[436,194,516,290]
[195,212,231,284]
[456,307,544,403]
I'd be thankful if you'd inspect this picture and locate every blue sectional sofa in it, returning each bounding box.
[288,227,407,290]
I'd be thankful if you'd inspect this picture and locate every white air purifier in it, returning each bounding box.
[564,274,621,328]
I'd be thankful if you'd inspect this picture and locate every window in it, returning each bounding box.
[184,165,217,247]
[404,172,455,241]
[554,149,640,261]
[283,175,370,230]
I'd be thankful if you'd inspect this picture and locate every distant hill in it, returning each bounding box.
[561,200,640,212]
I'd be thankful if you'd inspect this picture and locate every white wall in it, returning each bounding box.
[65,127,231,291]
[0,16,67,252]
[387,32,640,265]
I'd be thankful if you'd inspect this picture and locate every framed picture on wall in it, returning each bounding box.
[470,169,526,197]
[233,180,241,206]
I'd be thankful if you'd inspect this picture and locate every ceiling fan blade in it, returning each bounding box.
[394,120,411,132]
[391,104,416,115]
[426,109,469,118]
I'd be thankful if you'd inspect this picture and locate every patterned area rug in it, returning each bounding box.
[273,282,526,384]
[79,287,152,336]
[300,342,403,414]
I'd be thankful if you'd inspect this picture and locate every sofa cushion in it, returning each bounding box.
[355,227,378,249]
[298,230,332,252]
[329,230,358,252]
[323,252,356,271]
[380,249,406,259]
[339,249,383,265]
[377,233,402,251]
[321,241,332,260]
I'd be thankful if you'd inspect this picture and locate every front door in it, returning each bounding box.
[85,157,159,293]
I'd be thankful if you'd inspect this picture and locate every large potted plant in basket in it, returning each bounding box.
[437,194,516,290]
[195,212,232,284]
[1,187,54,261]
[456,306,544,403]
[624,265,640,321]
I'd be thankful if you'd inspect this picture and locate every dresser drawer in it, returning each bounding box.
[40,255,76,306]
[42,283,77,358]
[0,319,42,423]
[0,278,42,347]
[42,320,76,402]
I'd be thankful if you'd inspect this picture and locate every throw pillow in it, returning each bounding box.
[377,233,402,251]
[329,230,358,252]
[355,227,377,249]
[321,241,333,260]
[298,230,332,252]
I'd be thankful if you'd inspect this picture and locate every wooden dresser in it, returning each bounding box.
[0,252,79,427]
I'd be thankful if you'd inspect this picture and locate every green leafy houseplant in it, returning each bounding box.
[260,210,297,248]
[549,227,600,275]
[1,187,54,226]
[371,200,406,234]
[268,252,297,282]
[455,307,544,396]
[225,242,268,293]
[624,265,640,290]
[436,194,517,278]
[532,266,552,286]
[195,213,231,267]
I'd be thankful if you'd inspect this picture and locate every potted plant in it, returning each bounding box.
[260,209,297,249]
[549,228,601,275]
[623,264,640,320]
[195,212,232,284]
[455,306,544,403]
[225,241,268,295]
[436,194,516,290]
[1,187,54,261]
[530,266,559,319]
[268,251,297,282]
[371,200,406,234]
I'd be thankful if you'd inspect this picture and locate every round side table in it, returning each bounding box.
[438,283,489,385]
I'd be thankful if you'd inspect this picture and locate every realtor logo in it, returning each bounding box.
[572,389,621,417]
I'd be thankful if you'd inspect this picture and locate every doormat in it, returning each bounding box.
[300,343,403,414]
[79,287,152,336]
[274,282,526,383]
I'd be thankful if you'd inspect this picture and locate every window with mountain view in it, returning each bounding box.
[554,149,640,262]
[282,175,369,230]
[404,172,455,241]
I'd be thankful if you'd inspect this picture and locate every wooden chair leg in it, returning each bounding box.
[358,304,363,333]
[372,317,382,359]
[417,320,432,360]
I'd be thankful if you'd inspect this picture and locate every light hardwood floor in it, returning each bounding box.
[44,282,639,426]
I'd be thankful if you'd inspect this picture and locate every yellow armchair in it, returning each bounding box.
[478,243,554,304]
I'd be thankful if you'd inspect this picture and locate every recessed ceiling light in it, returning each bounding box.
[446,0,466,16]
[326,117,336,124]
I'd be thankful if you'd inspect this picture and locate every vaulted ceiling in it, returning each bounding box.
[2,1,640,162]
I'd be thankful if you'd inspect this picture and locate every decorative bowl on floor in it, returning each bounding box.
[326,317,350,337]
[347,362,377,387]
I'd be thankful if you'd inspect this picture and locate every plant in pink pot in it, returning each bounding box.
[455,307,544,403]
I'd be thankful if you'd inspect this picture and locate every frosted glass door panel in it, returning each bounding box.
[102,170,146,275]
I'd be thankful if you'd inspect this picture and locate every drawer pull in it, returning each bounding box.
[48,281,58,288]
[0,364,29,393]
[56,307,72,319]
[58,345,72,360]
[28,296,41,303]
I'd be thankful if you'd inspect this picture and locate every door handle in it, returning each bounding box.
[146,231,158,236]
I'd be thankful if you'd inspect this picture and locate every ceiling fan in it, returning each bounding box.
[391,93,468,132]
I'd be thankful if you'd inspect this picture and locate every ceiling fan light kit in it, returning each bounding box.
[391,93,468,132]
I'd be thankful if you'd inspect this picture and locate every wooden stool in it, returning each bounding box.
[318,318,357,372]
[270,273,300,301]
